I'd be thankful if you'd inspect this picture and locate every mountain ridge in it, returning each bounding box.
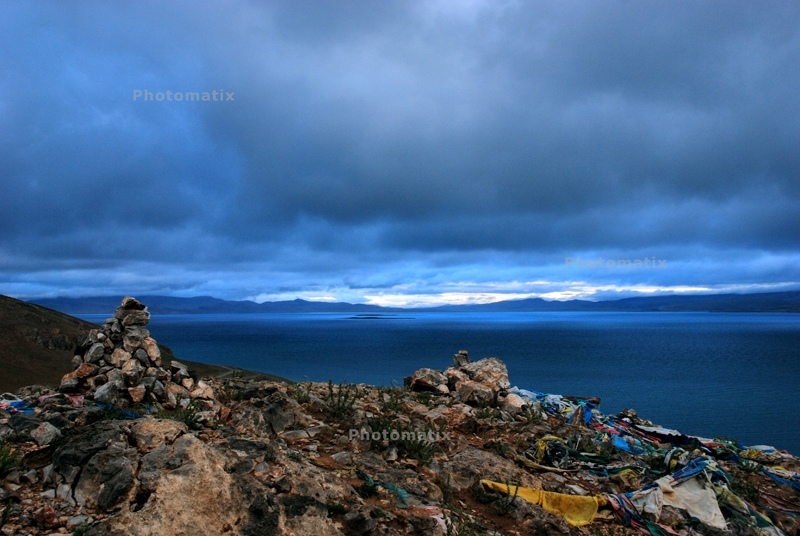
[25,290,800,314]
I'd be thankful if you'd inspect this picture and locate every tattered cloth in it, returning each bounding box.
[481,479,605,527]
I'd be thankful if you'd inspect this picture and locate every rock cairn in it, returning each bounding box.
[405,350,532,414]
[58,297,216,411]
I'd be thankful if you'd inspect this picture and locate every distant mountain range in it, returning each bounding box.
[26,290,800,314]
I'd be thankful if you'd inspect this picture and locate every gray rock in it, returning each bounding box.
[436,446,538,492]
[93,382,120,405]
[73,443,137,512]
[9,413,39,434]
[123,325,150,350]
[121,358,145,386]
[134,348,150,366]
[264,402,293,434]
[58,378,81,393]
[85,343,106,364]
[345,509,379,533]
[52,421,128,484]
[30,422,62,446]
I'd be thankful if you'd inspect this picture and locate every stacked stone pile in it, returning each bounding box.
[405,349,527,413]
[57,297,216,411]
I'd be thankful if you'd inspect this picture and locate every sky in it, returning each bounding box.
[1,1,799,307]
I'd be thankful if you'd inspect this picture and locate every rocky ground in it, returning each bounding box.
[1,298,799,535]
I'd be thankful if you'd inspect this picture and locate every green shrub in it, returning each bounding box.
[0,442,21,477]
[491,480,519,515]
[72,520,92,536]
[475,407,494,420]
[291,382,312,404]
[484,439,510,458]
[393,423,439,465]
[326,502,347,516]
[381,387,404,413]
[521,404,543,424]
[325,381,360,419]
[157,399,200,427]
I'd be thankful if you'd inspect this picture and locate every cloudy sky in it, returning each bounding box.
[1,1,799,307]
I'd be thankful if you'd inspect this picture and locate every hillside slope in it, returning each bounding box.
[0,295,97,393]
[0,295,275,393]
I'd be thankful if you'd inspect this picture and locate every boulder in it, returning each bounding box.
[405,368,448,393]
[500,392,530,415]
[459,357,510,390]
[456,380,497,407]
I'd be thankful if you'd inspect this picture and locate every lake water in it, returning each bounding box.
[81,311,800,454]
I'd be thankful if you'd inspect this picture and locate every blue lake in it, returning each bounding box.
[81,311,800,454]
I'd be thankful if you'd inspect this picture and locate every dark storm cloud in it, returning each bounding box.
[1,0,799,303]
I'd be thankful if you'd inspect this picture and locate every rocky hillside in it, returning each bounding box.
[0,296,98,394]
[1,298,799,535]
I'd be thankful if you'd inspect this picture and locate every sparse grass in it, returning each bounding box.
[443,503,482,536]
[381,387,404,413]
[372,506,387,518]
[520,404,543,424]
[484,439,511,458]
[393,422,439,464]
[491,480,520,515]
[1,499,12,530]
[475,407,494,420]
[0,441,21,477]
[326,501,348,516]
[72,520,92,536]
[290,382,311,404]
[356,480,378,498]
[366,415,394,445]
[325,380,360,419]
[739,458,763,474]
[414,391,434,407]
[263,443,278,462]
[731,467,762,504]
[218,382,242,404]
[714,436,742,450]
[157,399,200,428]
